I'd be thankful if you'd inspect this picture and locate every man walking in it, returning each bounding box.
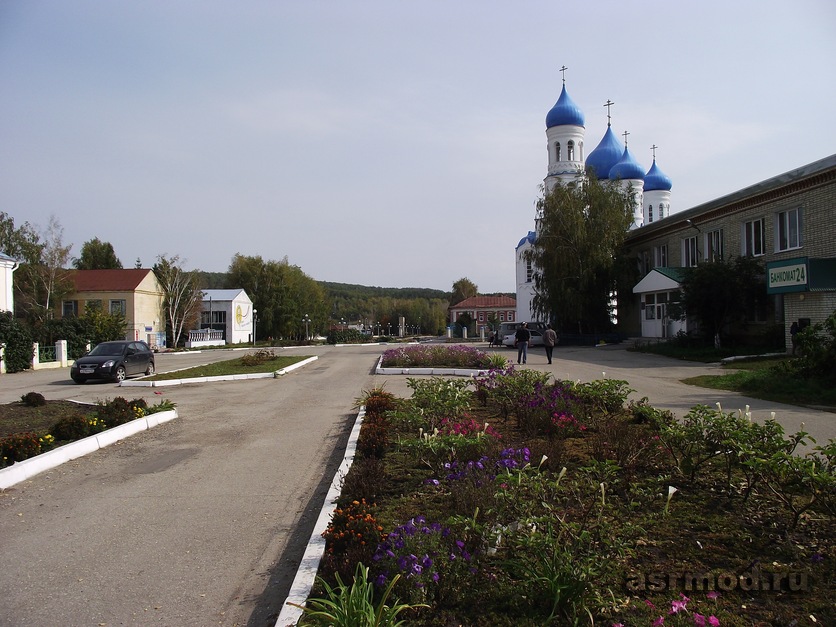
[515,322,531,364]
[543,324,558,364]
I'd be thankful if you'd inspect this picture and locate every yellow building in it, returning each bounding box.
[60,269,165,347]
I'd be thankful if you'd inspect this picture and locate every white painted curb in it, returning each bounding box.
[0,409,178,490]
[121,356,319,387]
[275,407,365,627]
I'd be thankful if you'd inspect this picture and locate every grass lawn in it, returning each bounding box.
[146,354,311,381]
[682,357,836,407]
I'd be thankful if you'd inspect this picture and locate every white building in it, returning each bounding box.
[515,78,672,324]
[200,289,254,345]
[0,252,19,313]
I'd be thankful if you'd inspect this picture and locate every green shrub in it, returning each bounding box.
[326,329,367,345]
[20,391,46,407]
[0,311,33,373]
[51,414,93,441]
[95,397,137,428]
[239,348,277,366]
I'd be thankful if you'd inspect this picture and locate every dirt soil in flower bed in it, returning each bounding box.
[316,394,835,626]
[0,400,92,439]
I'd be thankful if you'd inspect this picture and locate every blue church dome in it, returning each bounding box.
[516,231,536,250]
[609,146,645,181]
[643,159,672,191]
[545,85,585,129]
[585,126,622,180]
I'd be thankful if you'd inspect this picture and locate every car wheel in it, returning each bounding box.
[114,366,127,382]
[145,361,155,376]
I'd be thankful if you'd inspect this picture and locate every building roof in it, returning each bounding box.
[69,269,155,292]
[627,153,836,244]
[516,231,536,250]
[202,289,251,302]
[450,295,517,310]
[545,84,585,129]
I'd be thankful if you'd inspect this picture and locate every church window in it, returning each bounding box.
[554,142,560,161]
[648,204,654,223]
[567,140,575,161]
[579,141,583,161]
[525,260,533,283]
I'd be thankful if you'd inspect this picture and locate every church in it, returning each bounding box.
[515,75,673,325]
[515,76,836,347]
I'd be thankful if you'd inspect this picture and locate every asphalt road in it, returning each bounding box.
[0,342,832,626]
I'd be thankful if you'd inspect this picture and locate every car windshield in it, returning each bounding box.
[88,342,126,357]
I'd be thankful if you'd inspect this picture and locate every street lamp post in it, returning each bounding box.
[302,314,311,341]
[252,309,257,346]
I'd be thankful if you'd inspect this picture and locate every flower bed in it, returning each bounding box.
[295,370,835,625]
[380,344,493,369]
[1,395,176,469]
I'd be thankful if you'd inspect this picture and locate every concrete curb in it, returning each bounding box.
[120,356,319,388]
[0,409,179,490]
[373,354,488,377]
[275,407,365,627]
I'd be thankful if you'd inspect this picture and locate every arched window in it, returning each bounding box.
[579,141,583,161]
[554,142,561,162]
[567,140,575,161]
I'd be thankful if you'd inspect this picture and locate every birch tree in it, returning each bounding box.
[153,254,202,348]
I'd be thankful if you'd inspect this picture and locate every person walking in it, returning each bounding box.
[515,322,531,364]
[543,324,558,364]
[790,321,799,355]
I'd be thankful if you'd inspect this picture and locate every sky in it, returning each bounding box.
[1,1,834,294]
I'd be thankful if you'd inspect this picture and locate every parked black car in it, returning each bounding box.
[71,341,155,383]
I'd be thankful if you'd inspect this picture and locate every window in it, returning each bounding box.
[654,244,668,268]
[742,218,765,256]
[683,236,698,267]
[567,140,574,161]
[478,312,484,322]
[508,312,514,322]
[110,299,126,316]
[526,260,533,283]
[776,208,802,251]
[85,299,103,312]
[706,229,724,261]
[499,312,505,322]
[554,142,560,161]
[642,251,651,275]
[62,300,78,318]
[648,204,654,223]
[645,294,656,320]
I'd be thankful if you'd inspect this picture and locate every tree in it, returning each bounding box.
[13,215,74,324]
[0,212,42,263]
[227,254,327,341]
[526,178,634,333]
[666,256,767,348]
[450,278,478,306]
[73,238,122,269]
[153,254,203,348]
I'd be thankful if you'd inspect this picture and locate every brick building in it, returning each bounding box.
[622,154,836,345]
[449,295,516,335]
